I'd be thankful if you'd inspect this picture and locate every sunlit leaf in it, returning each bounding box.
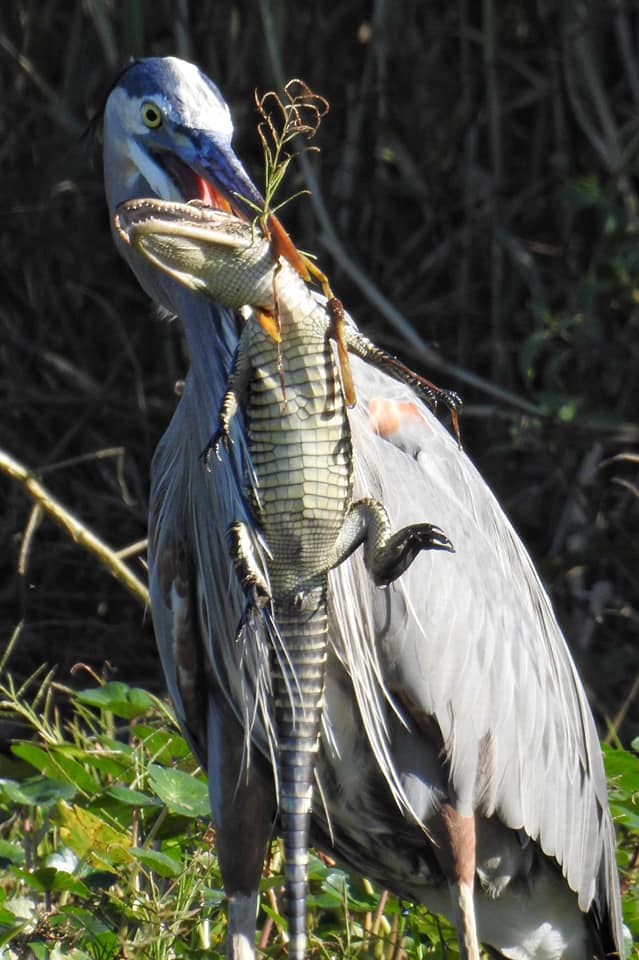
[76,682,156,719]
[0,775,76,807]
[54,802,132,869]
[132,723,191,762]
[46,846,78,873]
[0,839,25,866]
[11,744,99,796]
[147,764,210,818]
[2,896,35,921]
[13,866,90,897]
[105,785,162,807]
[129,846,182,878]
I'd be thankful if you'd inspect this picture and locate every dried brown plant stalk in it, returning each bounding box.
[254,79,329,221]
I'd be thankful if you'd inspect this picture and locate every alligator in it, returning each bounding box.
[114,199,456,959]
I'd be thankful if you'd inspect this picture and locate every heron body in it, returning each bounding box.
[102,56,624,960]
[114,199,455,959]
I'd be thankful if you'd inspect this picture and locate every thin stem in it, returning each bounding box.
[1,448,149,608]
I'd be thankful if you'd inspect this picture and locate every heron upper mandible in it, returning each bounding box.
[101,57,624,960]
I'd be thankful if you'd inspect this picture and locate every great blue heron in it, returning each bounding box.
[102,56,624,960]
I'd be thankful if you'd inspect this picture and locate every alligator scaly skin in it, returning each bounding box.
[115,201,454,959]
[218,282,352,960]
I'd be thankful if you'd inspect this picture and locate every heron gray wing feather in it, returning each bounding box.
[334,354,618,933]
[148,293,280,773]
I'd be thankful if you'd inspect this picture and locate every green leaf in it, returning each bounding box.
[76,682,156,719]
[54,802,132,869]
[603,743,639,786]
[0,904,21,925]
[0,775,76,807]
[85,929,121,959]
[11,744,99,796]
[105,785,162,807]
[80,753,131,779]
[13,866,90,896]
[82,870,119,891]
[129,846,182,878]
[2,896,36,921]
[24,942,49,960]
[0,839,25,865]
[98,734,135,754]
[202,887,226,908]
[132,724,191,762]
[55,902,111,934]
[609,801,639,829]
[147,764,210,818]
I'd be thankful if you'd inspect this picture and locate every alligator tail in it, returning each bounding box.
[271,592,328,960]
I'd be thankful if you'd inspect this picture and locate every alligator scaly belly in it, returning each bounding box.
[113,199,455,960]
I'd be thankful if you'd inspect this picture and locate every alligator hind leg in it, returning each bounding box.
[343,326,463,446]
[332,497,454,586]
[228,520,271,607]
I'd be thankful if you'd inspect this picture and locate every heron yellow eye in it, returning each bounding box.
[141,100,163,128]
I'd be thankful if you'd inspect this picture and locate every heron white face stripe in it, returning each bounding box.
[126,138,182,201]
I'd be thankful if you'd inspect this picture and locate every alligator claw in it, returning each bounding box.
[439,389,462,412]
[201,427,232,470]
[423,524,455,553]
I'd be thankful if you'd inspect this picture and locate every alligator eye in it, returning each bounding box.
[141,100,163,128]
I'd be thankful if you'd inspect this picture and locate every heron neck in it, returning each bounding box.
[168,284,240,405]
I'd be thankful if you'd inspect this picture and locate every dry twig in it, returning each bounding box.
[1,449,149,608]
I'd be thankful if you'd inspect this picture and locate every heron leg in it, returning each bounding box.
[207,695,276,960]
[429,804,481,960]
[330,497,453,585]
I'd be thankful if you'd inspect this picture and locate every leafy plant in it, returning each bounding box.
[604,741,639,949]
[0,672,637,958]
[0,673,467,959]
[0,672,223,959]
[250,79,329,224]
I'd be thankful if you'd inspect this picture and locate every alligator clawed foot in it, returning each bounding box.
[439,389,462,413]
[373,522,455,586]
[249,581,271,610]
[240,584,273,634]
[414,523,455,553]
[200,428,232,470]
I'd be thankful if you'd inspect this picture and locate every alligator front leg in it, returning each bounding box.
[202,330,253,466]
[332,497,454,586]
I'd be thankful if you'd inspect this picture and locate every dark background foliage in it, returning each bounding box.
[0,1,637,743]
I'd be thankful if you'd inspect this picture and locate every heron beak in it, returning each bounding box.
[156,153,233,212]
[154,143,312,282]
[190,145,312,281]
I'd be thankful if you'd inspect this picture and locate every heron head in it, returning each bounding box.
[103,57,262,219]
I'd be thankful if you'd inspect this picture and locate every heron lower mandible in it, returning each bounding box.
[101,57,624,960]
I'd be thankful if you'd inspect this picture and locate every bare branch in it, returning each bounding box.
[1,448,149,608]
